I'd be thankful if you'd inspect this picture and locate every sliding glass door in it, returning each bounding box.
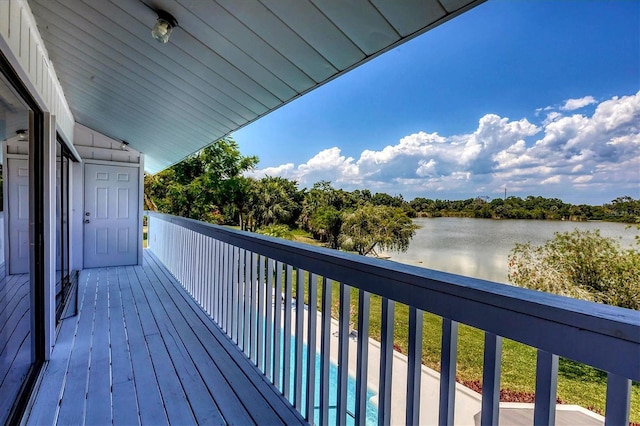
[0,55,45,424]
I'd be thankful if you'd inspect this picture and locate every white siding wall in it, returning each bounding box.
[73,123,142,164]
[0,0,74,142]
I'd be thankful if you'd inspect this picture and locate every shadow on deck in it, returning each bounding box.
[27,251,305,425]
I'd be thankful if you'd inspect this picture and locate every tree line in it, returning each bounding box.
[410,195,639,222]
[144,137,639,257]
[144,138,418,256]
[145,138,638,228]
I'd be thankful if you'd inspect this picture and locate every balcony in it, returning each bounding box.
[26,251,305,425]
[24,212,638,425]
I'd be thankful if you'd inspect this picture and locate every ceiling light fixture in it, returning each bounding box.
[151,10,177,44]
[16,129,28,141]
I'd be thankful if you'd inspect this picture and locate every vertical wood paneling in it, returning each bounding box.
[337,282,350,425]
[378,298,394,426]
[273,261,283,390]
[18,7,28,69]
[250,253,258,363]
[222,243,229,332]
[265,258,274,380]
[305,273,318,424]
[0,0,74,142]
[213,240,219,322]
[243,250,251,357]
[237,249,246,349]
[257,255,265,371]
[319,278,332,426]
[222,243,229,329]
[205,237,213,317]
[294,267,305,412]
[0,1,9,40]
[232,247,240,344]
[8,0,21,54]
[355,290,370,426]
[283,265,293,401]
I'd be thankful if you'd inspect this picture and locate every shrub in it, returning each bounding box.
[508,229,640,309]
[257,224,295,240]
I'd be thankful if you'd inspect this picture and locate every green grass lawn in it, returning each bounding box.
[290,272,639,422]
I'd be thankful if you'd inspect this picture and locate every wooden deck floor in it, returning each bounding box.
[0,273,31,423]
[27,251,306,425]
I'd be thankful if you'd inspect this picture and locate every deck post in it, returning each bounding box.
[406,307,423,425]
[605,373,631,425]
[439,318,458,426]
[533,350,558,426]
[480,333,502,426]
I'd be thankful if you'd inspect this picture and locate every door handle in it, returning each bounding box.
[84,219,90,224]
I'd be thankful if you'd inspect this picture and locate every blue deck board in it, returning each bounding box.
[27,314,77,425]
[85,269,113,425]
[117,267,168,425]
[143,251,305,425]
[134,262,251,424]
[26,251,306,425]
[109,268,140,425]
[55,268,97,425]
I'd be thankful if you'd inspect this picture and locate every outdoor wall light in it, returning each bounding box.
[16,129,28,141]
[121,140,129,150]
[151,10,177,44]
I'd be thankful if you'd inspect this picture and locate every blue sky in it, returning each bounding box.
[233,0,640,204]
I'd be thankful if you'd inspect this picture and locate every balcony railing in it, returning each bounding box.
[147,212,639,425]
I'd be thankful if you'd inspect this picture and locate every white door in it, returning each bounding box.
[7,158,29,274]
[84,164,138,268]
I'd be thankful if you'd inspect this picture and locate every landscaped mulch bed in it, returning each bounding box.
[460,379,564,404]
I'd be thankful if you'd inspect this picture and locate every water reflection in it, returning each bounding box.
[387,217,638,284]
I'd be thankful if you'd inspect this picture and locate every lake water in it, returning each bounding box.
[385,218,638,284]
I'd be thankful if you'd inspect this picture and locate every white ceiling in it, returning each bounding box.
[28,0,484,173]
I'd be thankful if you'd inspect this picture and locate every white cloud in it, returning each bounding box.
[416,159,438,177]
[540,176,562,185]
[297,147,358,179]
[573,175,593,184]
[248,91,640,202]
[542,111,562,125]
[560,95,597,111]
[245,163,295,179]
[248,147,359,185]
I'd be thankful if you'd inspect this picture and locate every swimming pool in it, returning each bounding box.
[275,336,379,425]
